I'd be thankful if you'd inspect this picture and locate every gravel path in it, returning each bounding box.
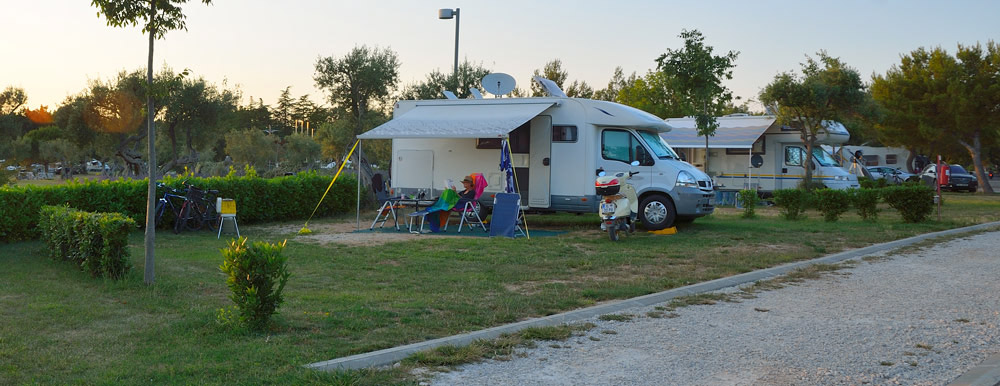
[430,230,1000,385]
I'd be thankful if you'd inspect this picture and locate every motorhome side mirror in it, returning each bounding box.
[596,167,605,176]
[630,160,640,167]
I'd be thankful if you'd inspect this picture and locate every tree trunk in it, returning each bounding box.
[703,135,710,174]
[143,2,157,286]
[958,133,994,194]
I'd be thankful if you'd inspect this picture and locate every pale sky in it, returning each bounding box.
[1,0,997,112]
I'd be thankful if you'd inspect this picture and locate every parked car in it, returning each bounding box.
[866,166,917,184]
[920,164,978,192]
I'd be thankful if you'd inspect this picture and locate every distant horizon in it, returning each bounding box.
[2,0,997,114]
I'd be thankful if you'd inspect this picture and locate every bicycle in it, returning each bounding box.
[154,182,187,229]
[173,183,220,234]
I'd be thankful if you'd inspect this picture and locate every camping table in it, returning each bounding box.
[370,197,436,231]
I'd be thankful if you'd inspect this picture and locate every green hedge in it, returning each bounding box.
[882,185,935,223]
[0,172,357,242]
[38,205,136,278]
[849,188,881,222]
[814,189,851,222]
[772,189,812,220]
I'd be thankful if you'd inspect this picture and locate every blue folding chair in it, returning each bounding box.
[489,193,525,238]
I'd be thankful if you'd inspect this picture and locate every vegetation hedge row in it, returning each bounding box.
[0,172,357,242]
[38,205,136,278]
[772,185,935,223]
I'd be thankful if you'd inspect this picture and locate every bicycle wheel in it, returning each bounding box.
[203,207,220,231]
[154,200,166,227]
[185,205,205,231]
[173,203,189,234]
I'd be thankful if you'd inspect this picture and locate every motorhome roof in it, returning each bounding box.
[357,97,670,140]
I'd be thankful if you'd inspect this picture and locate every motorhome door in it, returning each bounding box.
[528,116,552,208]
[780,145,807,189]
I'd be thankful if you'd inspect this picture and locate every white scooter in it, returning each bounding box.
[595,161,639,241]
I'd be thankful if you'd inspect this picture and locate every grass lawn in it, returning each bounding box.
[1,193,998,384]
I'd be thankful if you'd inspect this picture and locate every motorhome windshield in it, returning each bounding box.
[812,148,841,167]
[636,130,678,159]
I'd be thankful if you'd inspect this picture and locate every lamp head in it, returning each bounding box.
[438,8,455,19]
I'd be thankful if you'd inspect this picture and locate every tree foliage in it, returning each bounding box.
[871,42,999,192]
[314,45,400,137]
[401,60,492,100]
[759,52,867,189]
[656,29,739,172]
[529,59,593,98]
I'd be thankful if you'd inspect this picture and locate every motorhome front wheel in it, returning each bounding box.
[639,194,676,230]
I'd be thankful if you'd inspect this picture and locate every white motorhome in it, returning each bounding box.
[358,97,716,229]
[662,115,860,192]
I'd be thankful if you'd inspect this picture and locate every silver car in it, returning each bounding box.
[866,166,916,184]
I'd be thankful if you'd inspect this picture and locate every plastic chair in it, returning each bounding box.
[489,192,525,238]
[445,173,488,233]
[216,197,239,239]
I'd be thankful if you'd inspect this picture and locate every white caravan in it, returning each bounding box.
[357,97,716,229]
[662,114,860,193]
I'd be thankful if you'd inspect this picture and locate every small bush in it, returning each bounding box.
[737,189,757,218]
[797,179,827,191]
[38,205,135,278]
[850,188,881,221]
[859,177,889,189]
[772,189,811,220]
[882,185,935,223]
[814,189,851,222]
[219,237,291,331]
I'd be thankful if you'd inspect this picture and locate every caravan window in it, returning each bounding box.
[552,125,577,142]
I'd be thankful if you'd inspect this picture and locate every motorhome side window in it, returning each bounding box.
[552,125,577,142]
[602,129,643,164]
[785,146,805,166]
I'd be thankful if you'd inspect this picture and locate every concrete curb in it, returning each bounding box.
[305,221,1000,372]
[949,353,1000,386]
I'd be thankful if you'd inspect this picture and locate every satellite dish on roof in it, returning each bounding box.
[482,73,516,96]
[532,76,568,98]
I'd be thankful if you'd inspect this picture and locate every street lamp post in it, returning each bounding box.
[438,8,460,91]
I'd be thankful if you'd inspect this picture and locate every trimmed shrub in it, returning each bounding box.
[772,189,811,220]
[849,188,881,222]
[797,179,827,191]
[38,205,135,278]
[737,189,757,218]
[814,189,851,222]
[219,237,291,331]
[882,185,935,223]
[0,172,357,242]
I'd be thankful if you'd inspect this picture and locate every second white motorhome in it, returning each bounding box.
[662,114,860,193]
[358,97,716,229]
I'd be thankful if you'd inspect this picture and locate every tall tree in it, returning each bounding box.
[656,29,739,172]
[759,52,867,190]
[92,0,213,285]
[273,86,295,135]
[0,86,28,115]
[949,42,999,193]
[401,60,492,100]
[617,71,686,119]
[592,67,627,102]
[0,86,32,140]
[314,45,400,138]
[159,74,231,173]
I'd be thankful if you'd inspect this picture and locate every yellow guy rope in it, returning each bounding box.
[299,139,360,235]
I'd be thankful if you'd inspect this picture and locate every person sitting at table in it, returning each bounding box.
[451,175,478,209]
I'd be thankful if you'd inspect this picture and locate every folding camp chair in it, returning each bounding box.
[407,189,459,234]
[489,192,525,238]
[445,173,488,233]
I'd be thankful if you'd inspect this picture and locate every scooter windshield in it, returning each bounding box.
[637,130,678,160]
